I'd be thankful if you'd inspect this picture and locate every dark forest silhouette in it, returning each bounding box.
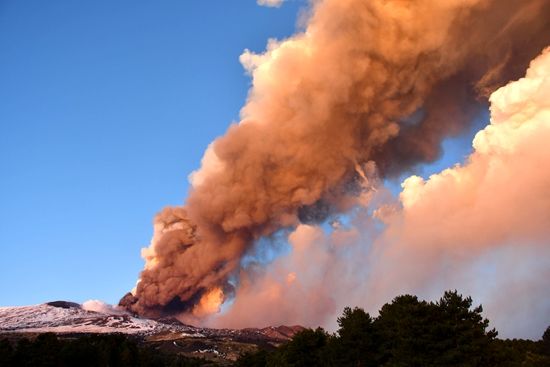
[237,290,549,367]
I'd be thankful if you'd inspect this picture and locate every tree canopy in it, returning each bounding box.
[237,290,549,367]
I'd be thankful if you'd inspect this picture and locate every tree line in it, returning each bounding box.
[0,333,203,367]
[236,290,550,367]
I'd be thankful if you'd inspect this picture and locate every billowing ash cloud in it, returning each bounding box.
[123,0,550,321]
[208,48,550,339]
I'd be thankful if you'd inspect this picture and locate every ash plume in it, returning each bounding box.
[124,0,550,320]
[209,47,550,338]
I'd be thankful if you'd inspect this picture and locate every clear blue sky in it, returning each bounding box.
[0,0,477,306]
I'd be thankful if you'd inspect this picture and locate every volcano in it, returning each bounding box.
[0,301,304,363]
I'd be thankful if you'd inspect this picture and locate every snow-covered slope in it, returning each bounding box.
[0,302,305,342]
[0,302,195,335]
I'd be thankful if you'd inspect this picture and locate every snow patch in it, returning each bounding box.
[0,304,187,335]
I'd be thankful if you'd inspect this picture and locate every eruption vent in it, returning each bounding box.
[124,0,550,320]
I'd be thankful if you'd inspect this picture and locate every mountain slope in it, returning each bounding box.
[0,302,303,339]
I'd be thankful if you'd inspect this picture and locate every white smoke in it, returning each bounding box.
[257,0,286,8]
[82,300,127,315]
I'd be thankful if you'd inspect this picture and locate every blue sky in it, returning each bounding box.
[0,0,479,306]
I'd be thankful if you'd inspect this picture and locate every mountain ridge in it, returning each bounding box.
[0,301,303,339]
[0,301,305,363]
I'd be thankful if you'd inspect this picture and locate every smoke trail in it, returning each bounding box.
[122,0,550,319]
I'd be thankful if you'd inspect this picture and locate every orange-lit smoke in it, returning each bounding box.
[369,48,550,338]
[209,48,550,338]
[124,0,550,323]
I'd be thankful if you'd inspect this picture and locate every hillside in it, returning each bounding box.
[0,301,304,364]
